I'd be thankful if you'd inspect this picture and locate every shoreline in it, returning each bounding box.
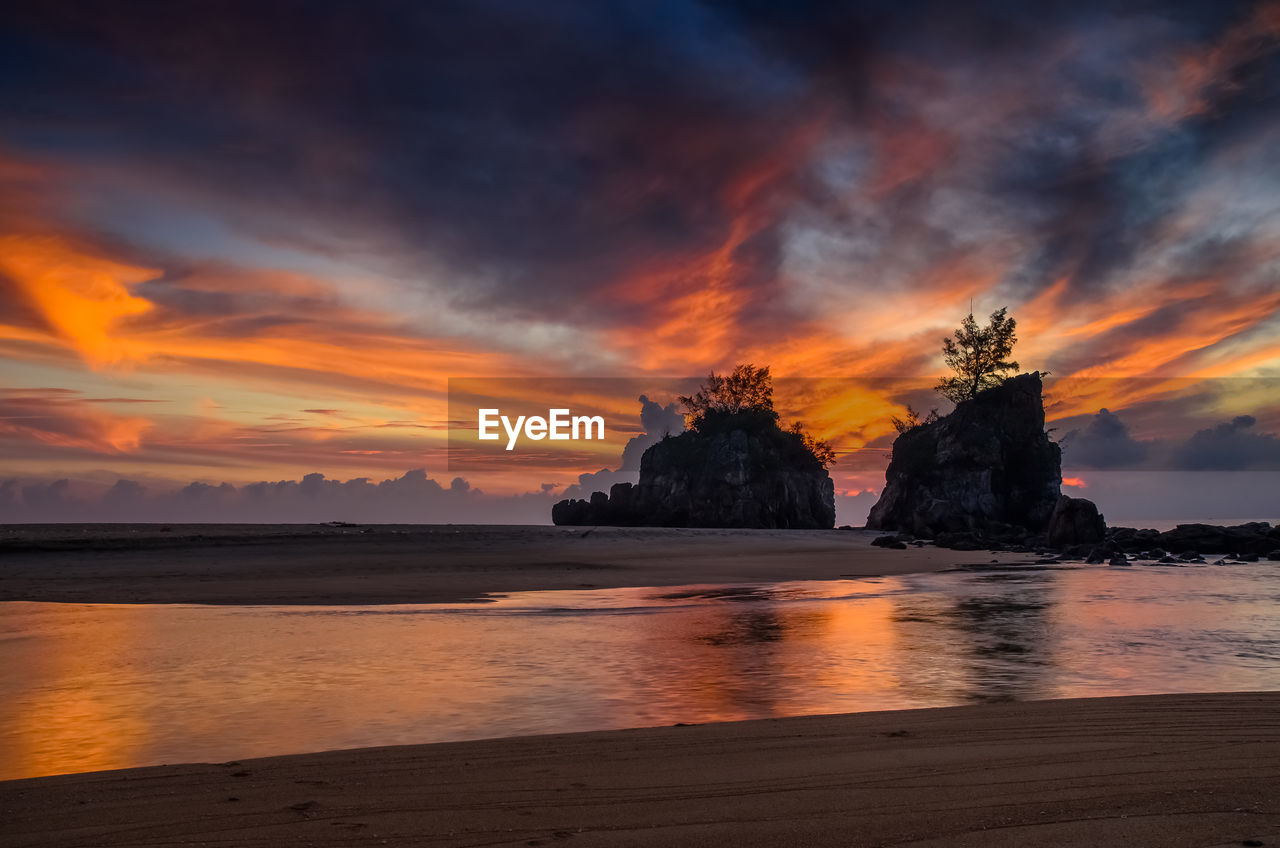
[4,692,1278,847]
[0,524,1032,605]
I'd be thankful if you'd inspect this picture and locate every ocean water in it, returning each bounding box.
[2,561,1278,780]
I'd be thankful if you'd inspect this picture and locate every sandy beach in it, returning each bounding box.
[0,524,1029,605]
[1,692,1276,847]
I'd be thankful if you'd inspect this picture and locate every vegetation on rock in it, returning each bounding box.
[678,364,835,469]
[552,364,835,528]
[934,307,1020,404]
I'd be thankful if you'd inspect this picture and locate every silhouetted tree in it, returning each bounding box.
[679,364,835,468]
[890,404,939,434]
[935,307,1019,403]
[679,364,776,431]
[787,421,837,468]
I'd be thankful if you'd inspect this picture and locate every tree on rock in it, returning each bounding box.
[935,307,1019,403]
[678,364,835,468]
[553,363,837,527]
[679,364,777,431]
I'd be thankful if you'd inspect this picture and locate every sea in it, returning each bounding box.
[2,555,1278,780]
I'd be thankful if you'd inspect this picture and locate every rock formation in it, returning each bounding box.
[1047,495,1107,548]
[552,419,835,529]
[866,373,1069,540]
[1106,521,1280,557]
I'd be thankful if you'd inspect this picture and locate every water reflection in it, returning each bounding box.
[2,562,1278,779]
[891,570,1056,703]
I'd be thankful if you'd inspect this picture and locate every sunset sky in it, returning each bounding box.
[2,0,1279,523]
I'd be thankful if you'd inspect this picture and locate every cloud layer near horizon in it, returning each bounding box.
[2,0,1280,516]
[0,469,883,525]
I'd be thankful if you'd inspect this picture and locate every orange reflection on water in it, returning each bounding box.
[0,604,153,778]
[3,565,1279,780]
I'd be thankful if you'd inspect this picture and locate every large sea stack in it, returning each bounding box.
[552,416,835,529]
[867,373,1075,541]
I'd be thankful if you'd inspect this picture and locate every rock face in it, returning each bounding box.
[866,373,1067,539]
[552,423,835,529]
[1047,495,1107,548]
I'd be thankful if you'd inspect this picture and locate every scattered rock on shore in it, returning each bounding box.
[1106,522,1280,557]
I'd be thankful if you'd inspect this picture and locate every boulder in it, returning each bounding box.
[866,373,1062,541]
[1108,526,1160,550]
[933,531,984,551]
[1084,545,1110,564]
[1047,495,1106,548]
[550,498,592,526]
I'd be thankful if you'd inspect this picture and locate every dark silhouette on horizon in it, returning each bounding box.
[553,366,835,528]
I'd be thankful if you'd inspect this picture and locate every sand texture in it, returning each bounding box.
[2,693,1277,847]
[0,524,1027,604]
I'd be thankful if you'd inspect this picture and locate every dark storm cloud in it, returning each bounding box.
[1063,407,1280,470]
[2,0,816,325]
[1059,407,1151,468]
[1175,415,1280,469]
[3,0,1279,366]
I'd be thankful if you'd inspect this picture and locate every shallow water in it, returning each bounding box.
[2,562,1279,780]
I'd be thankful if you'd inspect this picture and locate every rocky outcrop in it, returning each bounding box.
[552,421,835,529]
[1107,522,1280,556]
[866,373,1069,540]
[1047,495,1107,548]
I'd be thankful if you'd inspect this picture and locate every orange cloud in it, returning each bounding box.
[0,391,152,454]
[0,234,158,366]
[598,117,828,372]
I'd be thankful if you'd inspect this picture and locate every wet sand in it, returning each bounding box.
[0,524,1027,605]
[2,692,1277,847]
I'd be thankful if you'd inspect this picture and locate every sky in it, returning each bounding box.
[2,0,1279,524]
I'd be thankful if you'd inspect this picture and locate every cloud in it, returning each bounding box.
[550,393,686,494]
[1,465,890,526]
[1059,407,1151,469]
[0,234,158,366]
[3,1,1274,375]
[620,394,685,470]
[0,387,153,453]
[1063,407,1280,470]
[1175,414,1280,469]
[2,469,557,524]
